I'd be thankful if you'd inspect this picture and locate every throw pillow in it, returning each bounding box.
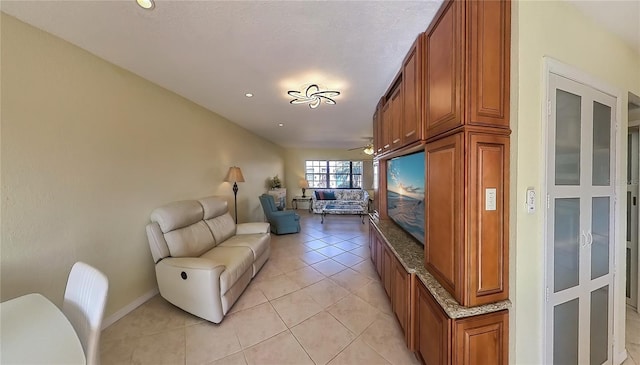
[323,191,337,200]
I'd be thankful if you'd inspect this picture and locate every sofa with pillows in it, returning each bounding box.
[310,188,369,214]
[145,196,270,323]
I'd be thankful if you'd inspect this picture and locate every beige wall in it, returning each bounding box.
[512,1,640,364]
[283,148,373,208]
[0,14,285,318]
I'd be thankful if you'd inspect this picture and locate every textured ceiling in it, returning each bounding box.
[1,0,442,150]
[3,1,637,151]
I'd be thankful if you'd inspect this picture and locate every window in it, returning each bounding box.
[305,160,363,188]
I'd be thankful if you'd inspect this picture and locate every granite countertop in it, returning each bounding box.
[369,215,511,319]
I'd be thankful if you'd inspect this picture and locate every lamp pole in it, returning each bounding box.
[232,181,239,224]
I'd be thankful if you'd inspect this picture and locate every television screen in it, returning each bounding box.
[387,151,425,244]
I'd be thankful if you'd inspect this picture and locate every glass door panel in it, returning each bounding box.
[589,285,609,365]
[554,198,581,292]
[591,197,610,280]
[592,101,612,186]
[554,298,579,365]
[555,89,582,185]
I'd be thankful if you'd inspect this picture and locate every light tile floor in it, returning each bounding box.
[101,212,419,365]
[100,211,640,365]
[625,305,640,365]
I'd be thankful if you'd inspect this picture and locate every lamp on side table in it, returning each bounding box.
[298,179,309,197]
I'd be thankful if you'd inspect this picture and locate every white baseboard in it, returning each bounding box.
[614,349,629,365]
[102,288,159,329]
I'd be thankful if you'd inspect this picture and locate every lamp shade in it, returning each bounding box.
[224,166,245,183]
[298,179,309,188]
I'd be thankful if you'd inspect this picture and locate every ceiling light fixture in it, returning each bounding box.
[288,84,340,109]
[245,93,253,98]
[136,0,155,10]
[363,145,374,155]
[278,123,284,127]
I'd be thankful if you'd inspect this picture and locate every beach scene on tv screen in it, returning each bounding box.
[387,151,425,244]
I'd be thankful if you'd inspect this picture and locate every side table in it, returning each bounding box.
[292,196,313,212]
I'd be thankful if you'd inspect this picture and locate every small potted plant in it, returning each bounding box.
[270,175,282,189]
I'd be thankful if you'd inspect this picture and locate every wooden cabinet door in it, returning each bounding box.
[376,236,384,278]
[425,132,464,302]
[381,102,392,152]
[372,110,379,155]
[453,310,508,365]
[425,0,464,139]
[466,0,510,129]
[390,85,403,150]
[392,257,410,341]
[369,225,376,264]
[415,280,451,365]
[467,131,509,305]
[383,244,393,297]
[402,35,423,145]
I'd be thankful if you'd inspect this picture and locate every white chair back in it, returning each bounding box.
[63,262,109,365]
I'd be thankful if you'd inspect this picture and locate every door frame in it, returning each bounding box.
[541,57,625,364]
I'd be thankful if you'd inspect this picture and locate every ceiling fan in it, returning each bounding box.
[348,138,374,155]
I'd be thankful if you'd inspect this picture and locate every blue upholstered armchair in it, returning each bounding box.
[259,194,301,235]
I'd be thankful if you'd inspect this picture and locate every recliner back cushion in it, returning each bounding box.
[151,200,204,233]
[199,196,229,220]
[150,199,216,257]
[164,221,216,257]
[205,213,236,244]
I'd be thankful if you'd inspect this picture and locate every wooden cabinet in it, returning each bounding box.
[390,83,403,150]
[372,109,380,155]
[383,244,393,296]
[381,101,392,153]
[425,129,509,306]
[453,311,509,365]
[375,235,384,278]
[424,0,464,138]
[392,257,411,343]
[370,225,412,343]
[415,279,508,365]
[416,280,451,365]
[424,0,511,139]
[402,34,424,146]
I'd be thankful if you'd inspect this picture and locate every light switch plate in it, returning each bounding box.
[526,188,536,214]
[485,188,497,211]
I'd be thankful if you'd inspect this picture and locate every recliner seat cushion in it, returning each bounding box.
[201,246,253,294]
[219,234,270,260]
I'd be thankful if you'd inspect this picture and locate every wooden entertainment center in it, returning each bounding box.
[370,0,511,364]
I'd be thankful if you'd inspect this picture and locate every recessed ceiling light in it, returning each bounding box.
[278,123,284,127]
[136,0,154,10]
[245,93,253,98]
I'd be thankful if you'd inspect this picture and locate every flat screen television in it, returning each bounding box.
[386,151,425,244]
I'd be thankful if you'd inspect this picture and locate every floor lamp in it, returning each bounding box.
[224,166,245,224]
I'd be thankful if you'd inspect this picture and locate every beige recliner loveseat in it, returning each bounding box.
[145,196,270,323]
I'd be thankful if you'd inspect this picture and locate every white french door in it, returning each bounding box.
[545,73,617,365]
[627,129,639,307]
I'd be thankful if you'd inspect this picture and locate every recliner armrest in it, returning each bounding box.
[236,222,270,234]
